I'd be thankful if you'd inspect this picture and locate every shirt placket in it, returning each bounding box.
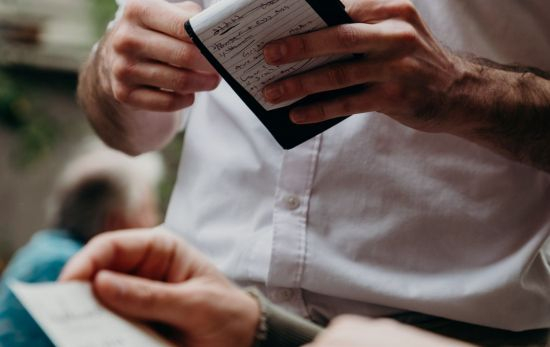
[267,135,321,314]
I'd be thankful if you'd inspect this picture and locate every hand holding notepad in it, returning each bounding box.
[185,0,354,149]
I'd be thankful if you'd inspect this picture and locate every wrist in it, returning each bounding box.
[438,55,495,138]
[244,288,267,347]
[244,287,322,347]
[94,31,116,97]
[240,288,263,347]
[78,48,136,153]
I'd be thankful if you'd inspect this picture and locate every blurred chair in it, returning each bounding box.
[0,140,164,346]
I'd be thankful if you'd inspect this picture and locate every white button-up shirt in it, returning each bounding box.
[131,0,550,331]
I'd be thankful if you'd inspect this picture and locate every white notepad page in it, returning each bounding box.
[10,281,175,347]
[189,0,346,110]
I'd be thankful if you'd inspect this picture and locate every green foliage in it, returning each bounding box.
[0,71,59,168]
[0,72,24,130]
[91,0,118,39]
[0,230,13,272]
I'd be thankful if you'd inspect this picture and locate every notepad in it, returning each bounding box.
[185,0,354,149]
[10,281,175,347]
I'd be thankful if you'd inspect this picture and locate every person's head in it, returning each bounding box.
[46,140,164,243]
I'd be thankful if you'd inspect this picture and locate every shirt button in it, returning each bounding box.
[285,195,301,210]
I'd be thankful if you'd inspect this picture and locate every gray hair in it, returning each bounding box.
[47,140,164,242]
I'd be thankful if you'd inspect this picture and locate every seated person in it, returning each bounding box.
[0,141,163,346]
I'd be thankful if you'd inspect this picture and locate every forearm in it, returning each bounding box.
[77,36,180,156]
[446,57,550,173]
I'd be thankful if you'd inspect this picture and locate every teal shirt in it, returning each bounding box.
[0,230,83,346]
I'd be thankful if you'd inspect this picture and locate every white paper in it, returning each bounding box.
[190,0,346,110]
[10,281,176,347]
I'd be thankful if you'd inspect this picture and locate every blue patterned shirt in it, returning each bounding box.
[0,230,83,346]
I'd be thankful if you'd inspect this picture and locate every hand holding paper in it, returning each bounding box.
[59,228,261,347]
[11,281,175,347]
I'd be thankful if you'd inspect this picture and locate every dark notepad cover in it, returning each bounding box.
[185,0,353,149]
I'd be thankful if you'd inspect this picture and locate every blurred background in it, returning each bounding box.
[0,0,182,273]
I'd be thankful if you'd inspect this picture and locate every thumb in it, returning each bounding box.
[175,1,218,74]
[94,270,186,329]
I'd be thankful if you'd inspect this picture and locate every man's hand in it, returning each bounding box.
[102,0,220,112]
[262,0,462,132]
[304,315,475,347]
[79,0,220,155]
[59,228,259,347]
[262,0,550,172]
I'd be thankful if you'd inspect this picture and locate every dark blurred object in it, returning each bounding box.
[0,70,58,168]
[0,15,42,45]
[0,72,21,129]
[0,71,29,130]
[0,0,115,71]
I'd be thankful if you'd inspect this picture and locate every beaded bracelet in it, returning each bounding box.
[245,287,269,347]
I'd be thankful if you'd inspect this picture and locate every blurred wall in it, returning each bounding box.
[0,0,115,71]
[0,68,91,259]
[0,0,116,264]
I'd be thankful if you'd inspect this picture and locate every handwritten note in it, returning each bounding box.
[10,281,175,347]
[189,0,347,110]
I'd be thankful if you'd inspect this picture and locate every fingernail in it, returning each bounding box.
[264,43,286,65]
[290,112,307,124]
[208,74,221,88]
[263,84,283,102]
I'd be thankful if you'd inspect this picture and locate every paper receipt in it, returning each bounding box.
[10,281,176,347]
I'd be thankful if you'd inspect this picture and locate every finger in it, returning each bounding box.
[113,83,196,112]
[263,20,417,65]
[132,230,177,281]
[263,59,389,104]
[124,0,201,41]
[60,231,133,281]
[342,0,422,25]
[113,26,215,72]
[94,270,188,328]
[289,86,384,124]
[113,61,220,94]
[137,29,215,72]
[59,229,183,281]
